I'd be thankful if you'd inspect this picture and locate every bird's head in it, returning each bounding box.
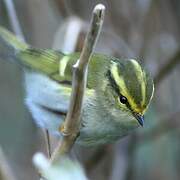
[99,57,154,127]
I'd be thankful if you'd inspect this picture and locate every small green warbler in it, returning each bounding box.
[0,27,154,146]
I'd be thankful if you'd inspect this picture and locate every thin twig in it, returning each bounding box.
[0,147,16,180]
[3,0,25,42]
[154,50,180,86]
[44,129,52,159]
[50,4,105,163]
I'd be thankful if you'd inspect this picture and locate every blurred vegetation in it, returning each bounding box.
[0,0,180,180]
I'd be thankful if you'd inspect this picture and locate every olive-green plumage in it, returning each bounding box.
[0,27,154,146]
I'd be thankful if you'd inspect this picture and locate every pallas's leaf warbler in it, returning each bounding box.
[0,27,154,146]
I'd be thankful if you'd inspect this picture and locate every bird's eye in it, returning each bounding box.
[119,95,127,104]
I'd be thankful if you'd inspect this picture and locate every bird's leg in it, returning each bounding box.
[43,129,51,159]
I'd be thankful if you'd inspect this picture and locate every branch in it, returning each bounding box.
[3,0,25,42]
[154,50,180,86]
[50,4,105,163]
[33,153,87,180]
[0,147,15,180]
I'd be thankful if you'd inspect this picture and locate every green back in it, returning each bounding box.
[17,48,110,89]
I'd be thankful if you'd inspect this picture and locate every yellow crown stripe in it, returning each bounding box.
[141,71,147,107]
[129,59,146,107]
[110,62,142,113]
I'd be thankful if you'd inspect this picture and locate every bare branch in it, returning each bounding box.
[50,4,105,163]
[0,147,16,180]
[43,129,52,159]
[3,0,25,42]
[154,50,180,85]
[33,153,87,180]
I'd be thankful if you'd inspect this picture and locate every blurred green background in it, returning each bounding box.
[0,0,180,180]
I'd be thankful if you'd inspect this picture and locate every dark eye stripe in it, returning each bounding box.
[106,69,134,111]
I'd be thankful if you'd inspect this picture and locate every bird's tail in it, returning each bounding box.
[0,26,28,62]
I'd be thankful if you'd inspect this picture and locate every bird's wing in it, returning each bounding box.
[19,48,95,113]
[17,48,67,82]
[17,48,100,89]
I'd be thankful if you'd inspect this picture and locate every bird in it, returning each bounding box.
[0,27,154,146]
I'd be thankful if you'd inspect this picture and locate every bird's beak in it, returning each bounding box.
[133,113,144,127]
